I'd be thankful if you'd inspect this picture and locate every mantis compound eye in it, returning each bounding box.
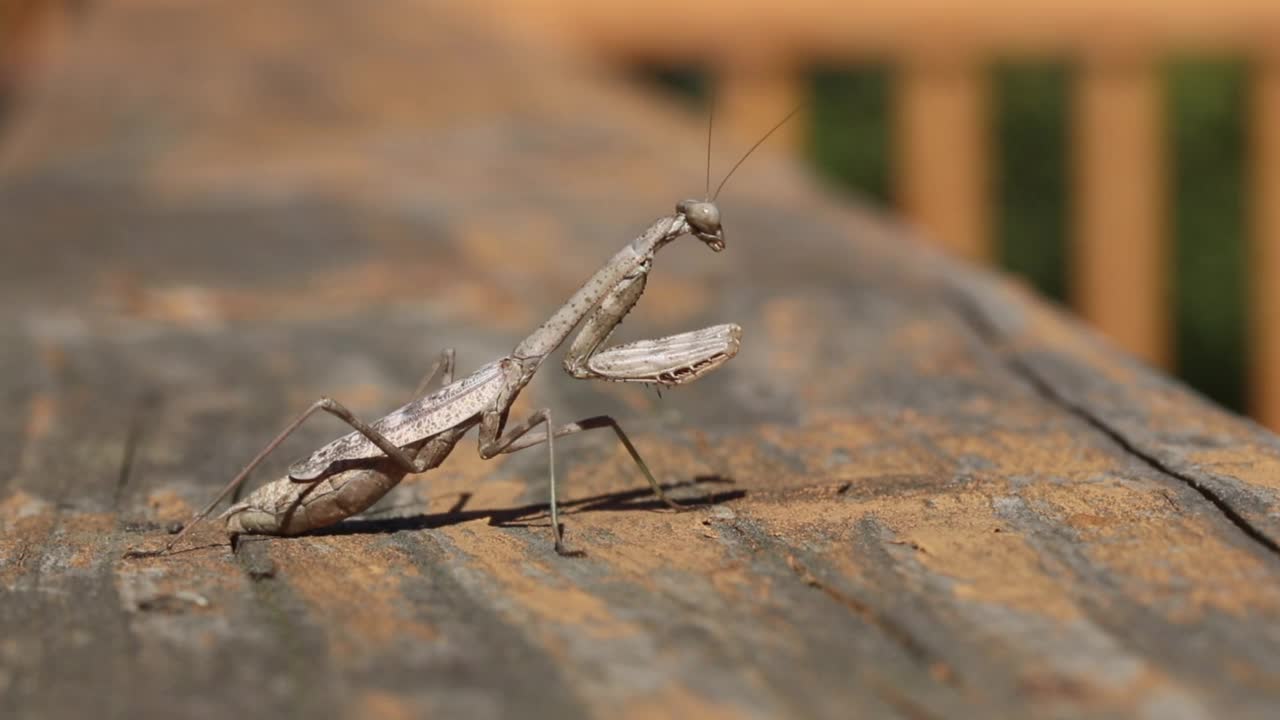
[676,199,725,251]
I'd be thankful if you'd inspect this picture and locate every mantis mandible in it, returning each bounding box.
[154,104,801,556]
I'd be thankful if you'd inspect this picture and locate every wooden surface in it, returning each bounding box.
[4,2,1280,719]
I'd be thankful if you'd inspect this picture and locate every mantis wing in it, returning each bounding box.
[288,360,509,481]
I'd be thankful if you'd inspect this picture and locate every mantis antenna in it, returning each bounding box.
[712,101,806,202]
[704,97,714,200]
[677,99,805,248]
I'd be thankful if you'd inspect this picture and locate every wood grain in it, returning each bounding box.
[2,2,1279,718]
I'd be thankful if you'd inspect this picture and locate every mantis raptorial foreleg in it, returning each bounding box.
[563,259,740,385]
[586,324,741,384]
[563,267,649,378]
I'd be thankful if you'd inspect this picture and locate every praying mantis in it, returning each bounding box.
[152,105,800,556]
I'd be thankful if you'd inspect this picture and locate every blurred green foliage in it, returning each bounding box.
[992,62,1071,305]
[1170,59,1247,412]
[810,68,893,206]
[644,59,1249,412]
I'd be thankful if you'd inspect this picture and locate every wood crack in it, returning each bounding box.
[721,517,957,686]
[783,552,936,666]
[946,286,1280,558]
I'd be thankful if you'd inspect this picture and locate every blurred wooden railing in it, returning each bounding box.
[4,1,1280,428]
[0,0,73,128]
[1,1,47,112]
[503,0,1280,429]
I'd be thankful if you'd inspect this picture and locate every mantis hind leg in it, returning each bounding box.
[412,348,456,398]
[158,396,430,555]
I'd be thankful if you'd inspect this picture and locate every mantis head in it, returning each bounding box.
[677,199,724,251]
[681,100,802,255]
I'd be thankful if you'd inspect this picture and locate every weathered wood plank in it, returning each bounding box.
[2,2,1280,719]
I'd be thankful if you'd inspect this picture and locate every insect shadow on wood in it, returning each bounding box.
[306,475,744,539]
